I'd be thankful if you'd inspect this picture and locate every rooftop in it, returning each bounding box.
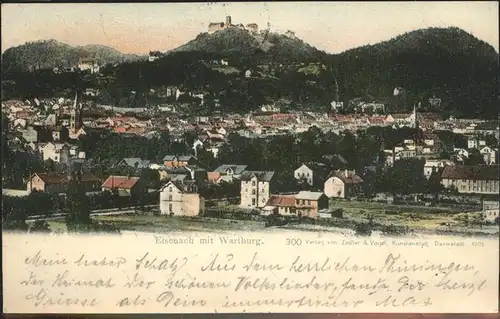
[102,175,140,189]
[441,165,500,181]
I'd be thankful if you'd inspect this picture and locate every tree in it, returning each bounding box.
[388,159,426,195]
[140,168,161,189]
[2,196,29,231]
[465,149,486,165]
[426,168,444,200]
[65,173,91,232]
[29,220,51,233]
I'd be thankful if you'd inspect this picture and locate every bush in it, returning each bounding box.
[29,220,51,233]
[354,222,372,236]
[91,221,121,234]
[381,224,407,236]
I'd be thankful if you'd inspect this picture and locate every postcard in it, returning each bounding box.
[2,1,499,314]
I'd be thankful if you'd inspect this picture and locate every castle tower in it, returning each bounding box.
[70,92,82,134]
[225,16,232,27]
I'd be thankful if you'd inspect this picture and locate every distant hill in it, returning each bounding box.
[1,40,144,73]
[172,27,327,63]
[332,27,499,118]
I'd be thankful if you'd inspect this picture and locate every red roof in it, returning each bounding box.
[369,116,386,124]
[266,195,296,207]
[441,165,499,181]
[207,172,222,182]
[102,176,140,189]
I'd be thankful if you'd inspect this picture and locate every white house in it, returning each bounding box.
[214,164,247,183]
[294,164,314,185]
[240,171,275,208]
[480,146,497,165]
[216,127,227,136]
[324,170,364,198]
[441,165,500,195]
[39,142,70,163]
[423,159,454,179]
[453,148,469,162]
[483,200,499,223]
[159,180,204,216]
[467,137,487,149]
[293,163,329,187]
[78,61,100,74]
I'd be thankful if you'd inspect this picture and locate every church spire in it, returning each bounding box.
[70,91,82,134]
[412,103,418,129]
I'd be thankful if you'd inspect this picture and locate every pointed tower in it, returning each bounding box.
[412,104,418,129]
[413,103,420,156]
[70,91,82,134]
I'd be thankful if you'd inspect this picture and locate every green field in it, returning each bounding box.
[328,200,479,231]
[38,200,495,235]
[46,214,265,234]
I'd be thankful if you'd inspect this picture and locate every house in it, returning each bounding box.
[474,121,500,136]
[423,159,454,179]
[159,166,192,181]
[453,148,469,163]
[293,162,330,187]
[213,164,248,183]
[44,114,57,127]
[116,158,152,169]
[480,146,497,165]
[163,155,197,168]
[39,142,70,163]
[324,169,364,198]
[367,116,387,126]
[294,191,329,218]
[159,180,204,216]
[263,194,296,216]
[101,175,144,197]
[240,171,275,208]
[26,172,101,194]
[482,200,499,223]
[18,126,38,143]
[186,166,208,183]
[207,171,223,184]
[440,165,500,194]
[468,137,486,149]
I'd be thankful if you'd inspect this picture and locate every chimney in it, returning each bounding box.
[344,169,349,177]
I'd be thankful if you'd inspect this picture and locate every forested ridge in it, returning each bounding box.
[2,27,498,118]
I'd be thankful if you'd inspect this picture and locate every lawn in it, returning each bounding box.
[328,199,462,231]
[44,215,266,234]
[95,214,265,233]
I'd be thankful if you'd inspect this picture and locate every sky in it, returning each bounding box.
[1,2,499,54]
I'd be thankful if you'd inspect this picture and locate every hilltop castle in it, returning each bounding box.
[208,16,259,34]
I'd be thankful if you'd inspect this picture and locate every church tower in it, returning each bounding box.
[412,103,421,156]
[70,92,82,134]
[412,104,419,129]
[225,16,232,27]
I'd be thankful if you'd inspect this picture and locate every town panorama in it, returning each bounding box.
[2,14,499,236]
